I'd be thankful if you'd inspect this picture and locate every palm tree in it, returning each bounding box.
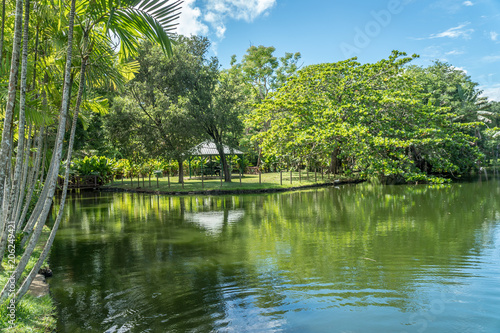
[0,0,6,65]
[0,0,25,243]
[0,0,78,302]
[5,0,183,302]
[454,85,492,121]
[2,0,32,238]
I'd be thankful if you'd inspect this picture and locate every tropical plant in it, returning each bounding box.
[71,156,116,180]
[0,0,182,305]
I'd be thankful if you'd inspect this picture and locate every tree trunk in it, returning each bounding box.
[7,0,31,233]
[16,53,87,302]
[0,0,77,302]
[21,132,54,240]
[22,73,75,241]
[215,142,231,182]
[38,124,48,184]
[0,0,5,65]
[18,127,43,231]
[0,0,24,239]
[256,145,263,168]
[330,146,341,174]
[177,158,184,183]
[14,125,33,230]
[31,25,39,89]
[0,146,13,259]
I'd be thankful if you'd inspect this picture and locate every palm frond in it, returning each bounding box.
[96,0,182,59]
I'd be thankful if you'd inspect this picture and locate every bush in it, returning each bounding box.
[71,156,116,181]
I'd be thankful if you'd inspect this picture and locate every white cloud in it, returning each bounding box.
[177,0,276,41]
[414,22,474,40]
[445,50,465,55]
[420,45,444,58]
[215,24,226,39]
[451,66,468,74]
[490,31,498,41]
[204,0,276,39]
[177,0,209,36]
[482,55,500,63]
[480,84,500,101]
[208,0,275,22]
[432,0,473,13]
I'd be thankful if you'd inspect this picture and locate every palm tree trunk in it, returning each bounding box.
[16,56,87,302]
[14,125,33,231]
[6,0,31,234]
[0,0,77,302]
[31,22,39,89]
[0,0,24,242]
[0,0,5,65]
[0,145,13,260]
[38,130,48,184]
[18,127,43,231]
[22,72,75,242]
[21,140,55,239]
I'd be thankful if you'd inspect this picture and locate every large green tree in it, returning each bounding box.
[184,57,244,182]
[405,61,498,164]
[106,37,210,182]
[109,36,244,183]
[250,51,482,183]
[229,45,301,167]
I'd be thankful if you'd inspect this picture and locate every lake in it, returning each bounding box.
[48,180,500,332]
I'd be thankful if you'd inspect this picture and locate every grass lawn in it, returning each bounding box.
[0,226,57,332]
[107,171,356,193]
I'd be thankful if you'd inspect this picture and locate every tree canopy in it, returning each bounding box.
[248,51,483,183]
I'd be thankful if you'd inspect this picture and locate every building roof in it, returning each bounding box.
[189,140,243,156]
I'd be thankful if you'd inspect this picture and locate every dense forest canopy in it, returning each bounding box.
[78,42,499,184]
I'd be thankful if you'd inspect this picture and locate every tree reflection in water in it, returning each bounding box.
[49,180,500,332]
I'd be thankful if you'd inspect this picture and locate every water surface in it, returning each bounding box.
[49,181,500,332]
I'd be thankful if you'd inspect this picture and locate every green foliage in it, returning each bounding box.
[70,155,186,179]
[105,37,208,162]
[249,51,483,183]
[230,45,301,103]
[228,45,302,166]
[71,156,116,180]
[113,158,132,177]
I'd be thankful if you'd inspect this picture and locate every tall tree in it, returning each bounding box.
[0,0,182,304]
[106,37,209,182]
[405,61,496,160]
[0,0,24,234]
[184,57,244,182]
[3,0,31,235]
[230,45,301,167]
[0,0,78,302]
[250,51,482,183]
[0,0,6,65]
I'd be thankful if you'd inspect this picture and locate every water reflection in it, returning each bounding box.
[49,181,500,332]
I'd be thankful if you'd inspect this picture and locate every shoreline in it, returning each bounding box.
[0,226,57,331]
[101,178,366,196]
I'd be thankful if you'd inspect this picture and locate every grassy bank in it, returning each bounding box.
[106,171,359,193]
[0,226,57,332]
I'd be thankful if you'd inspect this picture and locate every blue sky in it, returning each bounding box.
[176,0,500,100]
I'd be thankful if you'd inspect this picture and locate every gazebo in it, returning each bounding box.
[187,141,244,178]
